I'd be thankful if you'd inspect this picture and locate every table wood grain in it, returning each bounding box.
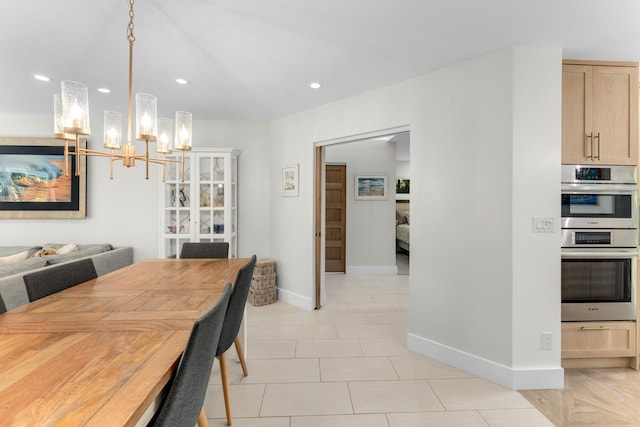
[0,258,248,426]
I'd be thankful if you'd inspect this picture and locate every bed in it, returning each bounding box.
[396,203,410,253]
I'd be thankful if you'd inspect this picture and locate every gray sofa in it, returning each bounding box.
[0,244,134,311]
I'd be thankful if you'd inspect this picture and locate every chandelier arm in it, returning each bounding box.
[63,140,70,177]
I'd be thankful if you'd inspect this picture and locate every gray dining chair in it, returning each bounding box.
[23,258,98,302]
[150,282,232,427]
[217,255,257,426]
[180,242,229,259]
[0,294,6,313]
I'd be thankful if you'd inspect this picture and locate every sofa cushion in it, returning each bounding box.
[0,257,48,276]
[44,246,107,265]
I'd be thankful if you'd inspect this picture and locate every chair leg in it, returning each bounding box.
[234,336,248,377]
[197,408,209,427]
[218,353,233,426]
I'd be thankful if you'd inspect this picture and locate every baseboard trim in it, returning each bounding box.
[407,333,564,390]
[346,265,398,275]
[276,287,314,311]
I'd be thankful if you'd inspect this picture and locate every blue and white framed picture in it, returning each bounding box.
[355,174,387,201]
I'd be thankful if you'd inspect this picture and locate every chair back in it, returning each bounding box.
[150,283,232,427]
[23,258,98,302]
[180,242,229,259]
[217,255,257,356]
[0,294,6,313]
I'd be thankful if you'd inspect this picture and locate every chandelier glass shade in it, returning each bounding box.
[53,0,191,182]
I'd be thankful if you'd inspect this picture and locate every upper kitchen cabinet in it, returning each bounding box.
[562,60,638,165]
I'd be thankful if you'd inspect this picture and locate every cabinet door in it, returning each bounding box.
[591,66,638,165]
[195,154,227,242]
[562,321,636,359]
[562,64,592,164]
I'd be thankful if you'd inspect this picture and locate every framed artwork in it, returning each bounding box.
[0,137,87,219]
[396,178,410,200]
[355,174,388,200]
[282,164,299,196]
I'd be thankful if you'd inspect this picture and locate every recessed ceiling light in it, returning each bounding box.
[97,88,111,94]
[175,78,188,85]
[309,82,322,89]
[33,74,51,82]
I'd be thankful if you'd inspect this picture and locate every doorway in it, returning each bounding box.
[325,164,346,272]
[314,127,410,308]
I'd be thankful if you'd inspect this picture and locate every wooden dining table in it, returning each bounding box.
[0,258,249,427]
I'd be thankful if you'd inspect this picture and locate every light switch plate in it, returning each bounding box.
[532,216,555,233]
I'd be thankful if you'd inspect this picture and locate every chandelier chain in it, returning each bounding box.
[127,0,135,43]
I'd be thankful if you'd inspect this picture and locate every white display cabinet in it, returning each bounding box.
[159,148,239,258]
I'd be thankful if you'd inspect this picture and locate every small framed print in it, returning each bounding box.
[355,174,388,201]
[282,164,299,197]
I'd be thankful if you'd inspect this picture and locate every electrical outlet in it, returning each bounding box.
[533,216,555,233]
[541,332,552,350]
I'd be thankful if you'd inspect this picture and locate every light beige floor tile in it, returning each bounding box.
[203,383,265,418]
[240,358,320,383]
[320,357,398,381]
[316,301,349,312]
[479,408,555,427]
[429,378,534,411]
[366,312,409,325]
[261,382,353,416]
[247,325,279,341]
[291,414,389,427]
[371,294,410,307]
[313,311,371,325]
[277,324,337,340]
[296,339,363,358]
[359,338,410,357]
[387,411,489,426]
[349,380,444,413]
[247,340,296,359]
[208,417,290,426]
[336,324,400,339]
[390,354,474,380]
[345,301,398,312]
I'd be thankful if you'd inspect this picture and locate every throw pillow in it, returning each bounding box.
[0,250,29,264]
[56,243,78,255]
[31,247,57,257]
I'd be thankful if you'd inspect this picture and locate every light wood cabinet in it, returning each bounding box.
[562,60,638,165]
[561,321,636,367]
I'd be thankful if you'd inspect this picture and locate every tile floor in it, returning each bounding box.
[203,273,554,426]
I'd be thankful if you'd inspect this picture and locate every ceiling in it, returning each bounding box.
[2,0,640,123]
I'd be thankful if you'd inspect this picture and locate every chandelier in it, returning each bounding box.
[53,0,191,182]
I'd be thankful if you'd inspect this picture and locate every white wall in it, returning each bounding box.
[325,140,396,273]
[0,116,270,261]
[396,160,410,179]
[192,120,271,259]
[269,47,563,390]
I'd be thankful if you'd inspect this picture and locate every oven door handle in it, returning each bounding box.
[561,184,638,193]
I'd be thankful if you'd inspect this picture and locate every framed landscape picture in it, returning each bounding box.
[0,137,86,219]
[355,174,388,200]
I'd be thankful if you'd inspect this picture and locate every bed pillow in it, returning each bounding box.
[396,210,408,225]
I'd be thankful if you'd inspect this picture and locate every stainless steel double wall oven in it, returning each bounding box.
[561,165,638,321]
